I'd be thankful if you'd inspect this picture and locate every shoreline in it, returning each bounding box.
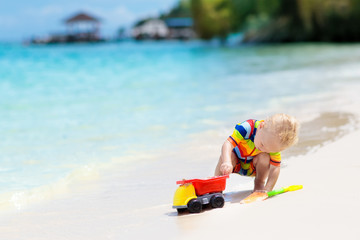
[0,108,359,239]
[0,109,356,212]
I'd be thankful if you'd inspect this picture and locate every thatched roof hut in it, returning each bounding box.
[65,12,100,24]
[64,12,101,38]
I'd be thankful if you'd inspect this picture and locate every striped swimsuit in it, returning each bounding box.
[227,119,281,177]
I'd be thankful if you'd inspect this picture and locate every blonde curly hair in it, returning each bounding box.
[264,113,300,149]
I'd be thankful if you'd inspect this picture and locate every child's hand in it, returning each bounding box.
[220,162,233,175]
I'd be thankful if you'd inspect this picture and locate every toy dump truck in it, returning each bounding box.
[172,175,229,213]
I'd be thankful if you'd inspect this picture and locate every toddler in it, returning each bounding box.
[215,113,299,192]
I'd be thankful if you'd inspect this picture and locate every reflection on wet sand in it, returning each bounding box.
[283,112,356,158]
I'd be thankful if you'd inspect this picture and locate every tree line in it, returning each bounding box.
[167,0,360,42]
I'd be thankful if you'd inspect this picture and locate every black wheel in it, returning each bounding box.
[187,199,202,213]
[210,194,225,208]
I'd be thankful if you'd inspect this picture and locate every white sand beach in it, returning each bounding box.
[0,121,359,240]
[0,105,360,240]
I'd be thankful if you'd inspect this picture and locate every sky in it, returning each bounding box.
[0,0,178,42]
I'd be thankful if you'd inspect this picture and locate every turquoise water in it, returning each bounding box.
[0,41,359,197]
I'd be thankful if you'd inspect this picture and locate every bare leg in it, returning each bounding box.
[253,152,271,191]
[214,151,238,176]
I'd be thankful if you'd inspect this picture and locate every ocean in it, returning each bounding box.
[0,41,359,211]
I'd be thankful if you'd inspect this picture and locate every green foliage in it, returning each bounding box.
[255,0,281,17]
[191,0,232,40]
[190,0,360,42]
[161,0,192,19]
[228,0,257,31]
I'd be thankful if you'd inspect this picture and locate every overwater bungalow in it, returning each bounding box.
[31,12,104,44]
[165,18,196,40]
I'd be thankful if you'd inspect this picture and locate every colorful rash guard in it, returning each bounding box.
[227,119,281,176]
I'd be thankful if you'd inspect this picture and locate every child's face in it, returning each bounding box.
[254,122,282,153]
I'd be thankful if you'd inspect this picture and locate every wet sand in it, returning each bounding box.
[282,111,357,157]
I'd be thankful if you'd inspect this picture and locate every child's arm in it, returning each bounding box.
[219,140,235,175]
[264,165,280,192]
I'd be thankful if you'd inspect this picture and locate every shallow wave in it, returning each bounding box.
[0,164,100,211]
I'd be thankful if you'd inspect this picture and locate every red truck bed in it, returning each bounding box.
[176,175,229,196]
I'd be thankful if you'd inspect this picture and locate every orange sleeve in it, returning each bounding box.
[227,136,237,147]
[269,152,281,167]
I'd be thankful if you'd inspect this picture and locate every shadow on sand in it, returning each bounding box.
[166,189,252,216]
[224,190,252,203]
